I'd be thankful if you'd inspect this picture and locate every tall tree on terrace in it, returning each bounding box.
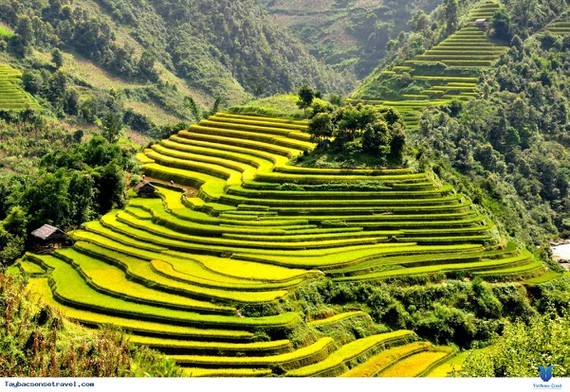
[444,0,459,36]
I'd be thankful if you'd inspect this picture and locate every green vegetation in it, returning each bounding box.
[259,0,443,79]
[0,135,132,265]
[459,311,570,377]
[0,64,37,110]
[7,110,560,377]
[0,274,181,377]
[352,1,510,130]
[1,0,569,379]
[0,0,348,106]
[416,23,570,246]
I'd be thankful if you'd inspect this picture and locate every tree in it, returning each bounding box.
[47,71,68,110]
[11,15,34,56]
[308,113,334,142]
[362,121,390,155]
[410,10,429,33]
[101,112,123,143]
[389,123,406,163]
[443,0,458,36]
[68,171,95,225]
[22,70,44,95]
[16,14,34,43]
[96,161,125,213]
[296,84,316,109]
[21,170,72,230]
[3,205,28,238]
[65,89,80,115]
[511,34,523,52]
[184,96,202,122]
[138,51,159,82]
[73,129,84,143]
[337,104,377,137]
[379,107,403,126]
[52,48,64,68]
[491,9,512,41]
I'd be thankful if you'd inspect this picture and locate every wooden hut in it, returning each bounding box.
[475,18,488,28]
[31,224,72,251]
[133,181,157,197]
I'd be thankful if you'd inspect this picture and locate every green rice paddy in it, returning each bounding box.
[0,64,39,111]
[15,5,553,372]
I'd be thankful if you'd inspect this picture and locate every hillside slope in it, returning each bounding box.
[346,0,569,246]
[351,1,510,129]
[259,0,444,79]
[0,0,349,111]
[8,112,559,376]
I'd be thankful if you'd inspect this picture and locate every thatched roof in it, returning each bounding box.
[31,224,68,241]
[133,181,156,194]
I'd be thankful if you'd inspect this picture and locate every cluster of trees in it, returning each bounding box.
[305,92,407,166]
[503,0,569,39]
[0,129,133,264]
[0,0,159,81]
[291,275,570,349]
[459,311,570,377]
[0,0,354,106]
[96,0,348,100]
[20,62,189,140]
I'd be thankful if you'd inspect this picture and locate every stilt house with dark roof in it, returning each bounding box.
[133,181,157,197]
[31,224,72,251]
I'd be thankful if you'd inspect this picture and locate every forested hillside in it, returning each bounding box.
[0,0,348,105]
[0,0,352,263]
[259,0,444,80]
[351,0,570,247]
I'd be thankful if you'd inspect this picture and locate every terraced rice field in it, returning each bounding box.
[544,20,570,35]
[350,0,509,129]
[0,64,38,111]
[14,111,548,376]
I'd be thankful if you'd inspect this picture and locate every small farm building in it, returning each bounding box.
[134,181,157,197]
[475,18,488,27]
[31,224,72,250]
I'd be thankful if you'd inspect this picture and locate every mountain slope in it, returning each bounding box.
[78,0,350,101]
[259,0,444,79]
[0,0,349,109]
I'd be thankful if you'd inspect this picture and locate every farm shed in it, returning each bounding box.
[134,181,157,197]
[475,18,488,28]
[31,224,72,250]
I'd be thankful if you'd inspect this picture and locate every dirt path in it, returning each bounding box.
[142,176,199,197]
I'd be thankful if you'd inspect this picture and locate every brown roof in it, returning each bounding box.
[31,224,68,241]
[133,181,156,193]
